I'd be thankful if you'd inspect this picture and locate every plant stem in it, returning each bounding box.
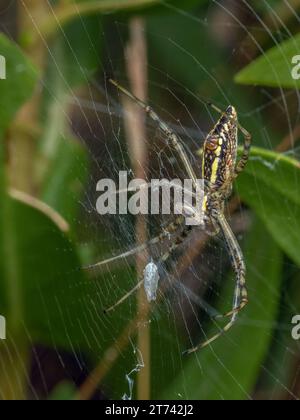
[0,341,31,400]
[123,17,150,401]
[9,1,47,194]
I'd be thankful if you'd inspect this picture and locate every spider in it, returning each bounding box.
[87,79,251,355]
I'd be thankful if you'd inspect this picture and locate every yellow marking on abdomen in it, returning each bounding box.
[202,195,208,213]
[210,157,220,184]
[210,144,222,184]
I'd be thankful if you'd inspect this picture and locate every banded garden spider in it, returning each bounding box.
[88,79,251,354]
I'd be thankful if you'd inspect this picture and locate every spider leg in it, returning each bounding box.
[234,125,251,176]
[218,213,248,315]
[104,279,144,313]
[183,213,247,354]
[115,179,196,197]
[104,224,192,314]
[205,217,220,237]
[214,260,247,319]
[110,79,198,189]
[84,216,184,270]
[183,317,237,355]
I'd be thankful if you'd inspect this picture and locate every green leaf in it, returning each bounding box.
[0,32,38,221]
[51,13,103,88]
[0,34,38,399]
[0,33,38,330]
[37,13,99,217]
[237,147,300,266]
[259,267,300,398]
[0,33,38,244]
[147,5,222,91]
[0,193,101,352]
[162,217,282,400]
[41,136,89,227]
[38,9,105,225]
[235,33,300,88]
[49,381,77,400]
[0,34,38,135]
[39,0,166,40]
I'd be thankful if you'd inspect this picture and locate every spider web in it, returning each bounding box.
[3,0,300,400]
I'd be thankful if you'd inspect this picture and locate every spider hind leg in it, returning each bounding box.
[182,316,237,355]
[183,214,248,355]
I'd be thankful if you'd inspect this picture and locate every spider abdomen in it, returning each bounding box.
[202,105,238,193]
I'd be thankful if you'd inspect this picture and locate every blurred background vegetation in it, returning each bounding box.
[0,0,300,400]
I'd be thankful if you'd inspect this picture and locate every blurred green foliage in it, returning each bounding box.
[0,0,300,401]
[235,33,300,88]
[0,34,37,135]
[237,148,300,267]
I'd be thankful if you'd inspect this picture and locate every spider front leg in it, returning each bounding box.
[109,79,199,190]
[183,213,248,355]
[234,125,252,177]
